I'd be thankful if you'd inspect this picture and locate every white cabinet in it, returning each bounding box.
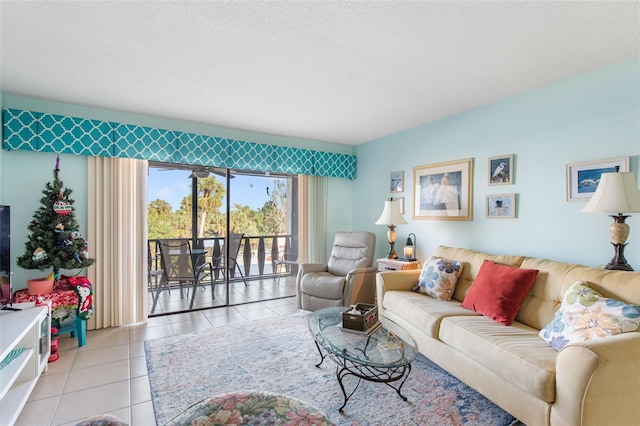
[0,305,50,426]
[377,258,420,272]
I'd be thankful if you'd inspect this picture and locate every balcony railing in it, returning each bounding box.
[148,234,298,282]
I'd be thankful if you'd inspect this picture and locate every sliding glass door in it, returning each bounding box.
[147,162,298,316]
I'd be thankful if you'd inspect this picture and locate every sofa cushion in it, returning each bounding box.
[382,290,480,338]
[515,257,576,330]
[413,256,463,301]
[539,281,640,350]
[439,315,558,403]
[461,260,539,326]
[433,246,525,302]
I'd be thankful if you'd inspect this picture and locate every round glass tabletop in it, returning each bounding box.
[308,306,417,368]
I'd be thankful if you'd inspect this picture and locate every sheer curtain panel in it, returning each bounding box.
[298,174,328,264]
[87,156,148,328]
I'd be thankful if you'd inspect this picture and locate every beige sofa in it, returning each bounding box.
[376,245,640,426]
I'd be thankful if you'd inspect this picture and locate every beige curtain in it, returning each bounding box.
[298,174,328,264]
[86,156,148,328]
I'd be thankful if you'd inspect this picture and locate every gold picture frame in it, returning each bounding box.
[413,158,473,220]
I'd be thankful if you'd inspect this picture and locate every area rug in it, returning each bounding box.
[145,313,517,426]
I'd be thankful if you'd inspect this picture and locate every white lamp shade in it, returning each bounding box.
[375,200,407,225]
[582,171,640,214]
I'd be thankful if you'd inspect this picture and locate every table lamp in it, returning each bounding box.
[581,167,640,271]
[375,199,407,259]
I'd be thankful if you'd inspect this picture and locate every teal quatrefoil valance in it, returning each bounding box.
[2,108,356,179]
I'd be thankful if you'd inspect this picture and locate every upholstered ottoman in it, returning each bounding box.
[165,390,335,426]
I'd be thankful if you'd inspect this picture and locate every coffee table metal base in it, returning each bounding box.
[314,341,412,412]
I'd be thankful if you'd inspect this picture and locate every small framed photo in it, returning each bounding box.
[486,193,516,219]
[390,171,404,193]
[488,154,514,185]
[413,158,473,220]
[566,157,629,202]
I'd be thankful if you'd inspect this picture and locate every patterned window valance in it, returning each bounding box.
[2,108,356,179]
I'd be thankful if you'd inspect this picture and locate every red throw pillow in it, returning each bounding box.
[461,259,539,326]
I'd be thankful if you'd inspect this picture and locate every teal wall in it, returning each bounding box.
[0,95,355,287]
[355,58,640,268]
[2,57,639,288]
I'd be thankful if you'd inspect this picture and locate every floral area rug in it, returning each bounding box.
[145,312,517,426]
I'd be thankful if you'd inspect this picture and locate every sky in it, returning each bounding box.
[147,168,279,211]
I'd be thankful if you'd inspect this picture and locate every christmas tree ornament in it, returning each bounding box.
[32,247,47,261]
[53,200,72,215]
[81,239,90,259]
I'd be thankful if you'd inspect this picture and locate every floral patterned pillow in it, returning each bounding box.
[412,256,463,301]
[539,281,640,350]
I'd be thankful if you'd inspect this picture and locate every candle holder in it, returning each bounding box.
[401,233,416,261]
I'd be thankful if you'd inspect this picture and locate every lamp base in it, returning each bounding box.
[386,241,398,259]
[605,243,634,271]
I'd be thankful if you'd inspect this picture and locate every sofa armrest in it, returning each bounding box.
[376,270,421,314]
[552,332,640,426]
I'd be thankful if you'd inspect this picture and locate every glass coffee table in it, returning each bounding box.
[308,306,418,411]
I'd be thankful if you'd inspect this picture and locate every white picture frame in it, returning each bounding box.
[566,157,629,202]
[390,171,404,193]
[486,193,516,219]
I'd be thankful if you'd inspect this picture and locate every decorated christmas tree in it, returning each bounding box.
[17,156,95,276]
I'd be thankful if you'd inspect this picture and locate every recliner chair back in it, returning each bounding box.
[327,232,376,276]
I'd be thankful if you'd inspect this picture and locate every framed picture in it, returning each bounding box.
[390,171,404,193]
[566,157,629,202]
[393,197,405,214]
[486,193,516,218]
[488,154,514,185]
[413,158,473,220]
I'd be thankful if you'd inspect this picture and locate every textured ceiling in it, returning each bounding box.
[1,1,639,145]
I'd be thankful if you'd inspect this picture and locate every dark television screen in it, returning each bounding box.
[0,205,10,305]
[0,205,9,281]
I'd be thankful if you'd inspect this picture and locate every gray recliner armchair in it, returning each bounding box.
[296,231,377,311]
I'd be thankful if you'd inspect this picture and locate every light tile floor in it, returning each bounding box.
[149,272,297,315]
[16,296,299,426]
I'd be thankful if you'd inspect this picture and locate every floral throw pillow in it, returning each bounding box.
[412,256,463,301]
[539,281,640,351]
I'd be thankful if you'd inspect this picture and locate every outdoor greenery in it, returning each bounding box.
[147,176,289,240]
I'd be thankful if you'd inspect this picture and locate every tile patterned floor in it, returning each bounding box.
[16,288,298,425]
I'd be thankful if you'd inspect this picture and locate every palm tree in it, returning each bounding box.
[197,177,225,238]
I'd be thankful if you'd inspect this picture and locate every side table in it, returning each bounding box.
[13,281,86,347]
[377,258,420,272]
